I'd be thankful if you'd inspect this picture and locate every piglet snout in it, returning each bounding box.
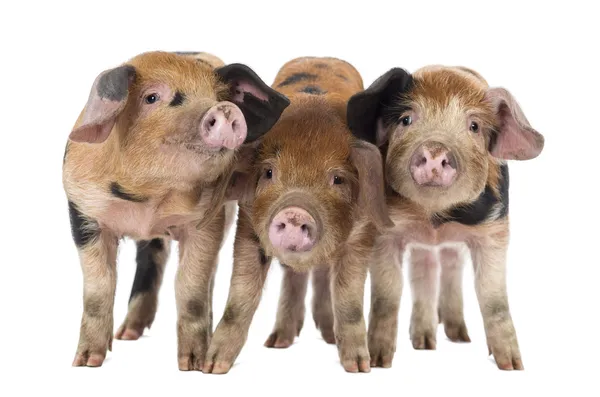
[268,207,317,254]
[410,143,457,187]
[200,101,247,150]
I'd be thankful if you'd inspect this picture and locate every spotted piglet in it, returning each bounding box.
[347,65,544,370]
[202,57,391,374]
[63,51,289,368]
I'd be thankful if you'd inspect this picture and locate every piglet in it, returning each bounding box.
[63,51,289,368]
[347,65,544,370]
[202,56,391,374]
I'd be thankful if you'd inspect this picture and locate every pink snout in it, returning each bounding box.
[410,143,457,187]
[200,101,247,150]
[268,207,317,254]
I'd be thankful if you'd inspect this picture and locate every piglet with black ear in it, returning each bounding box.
[347,64,544,370]
[63,51,289,369]
[203,56,392,375]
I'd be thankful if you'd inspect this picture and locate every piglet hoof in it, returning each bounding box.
[488,339,524,371]
[410,319,437,350]
[72,340,110,367]
[73,351,106,367]
[367,334,395,368]
[444,320,471,343]
[338,337,371,373]
[115,321,144,341]
[202,323,246,374]
[178,352,205,372]
[411,332,437,350]
[313,311,335,344]
[72,329,112,367]
[202,360,232,375]
[264,329,295,348]
[177,324,210,371]
[320,328,336,345]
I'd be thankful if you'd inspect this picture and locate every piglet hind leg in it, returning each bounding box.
[72,230,118,367]
[311,267,336,345]
[116,238,170,341]
[175,210,225,371]
[265,265,308,348]
[367,236,402,368]
[203,208,272,374]
[408,248,440,350]
[438,248,470,342]
[470,232,523,370]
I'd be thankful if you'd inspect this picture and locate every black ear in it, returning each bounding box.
[216,64,290,143]
[347,68,413,145]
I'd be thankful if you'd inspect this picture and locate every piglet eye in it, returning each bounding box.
[145,93,159,104]
[470,121,479,133]
[265,169,273,179]
[401,115,412,126]
[333,175,343,185]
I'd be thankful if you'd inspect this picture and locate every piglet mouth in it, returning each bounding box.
[182,142,227,155]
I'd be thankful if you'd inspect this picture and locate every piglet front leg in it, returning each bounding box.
[368,235,403,368]
[331,225,374,373]
[203,208,272,374]
[470,227,523,370]
[72,227,118,367]
[175,211,224,371]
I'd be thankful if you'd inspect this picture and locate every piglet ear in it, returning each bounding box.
[486,87,545,160]
[69,65,136,144]
[347,68,412,146]
[350,140,394,230]
[216,64,290,143]
[225,141,260,204]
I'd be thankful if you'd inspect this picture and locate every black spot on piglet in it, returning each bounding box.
[97,65,136,101]
[278,73,318,87]
[169,91,185,107]
[300,86,326,95]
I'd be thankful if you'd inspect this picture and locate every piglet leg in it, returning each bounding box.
[116,238,169,341]
[203,208,272,374]
[265,266,308,348]
[409,248,440,350]
[438,248,470,342]
[331,225,373,373]
[311,267,335,344]
[367,235,403,368]
[470,230,523,370]
[175,209,224,371]
[72,230,118,367]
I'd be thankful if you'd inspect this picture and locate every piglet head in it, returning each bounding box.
[69,51,289,184]
[235,106,390,272]
[347,65,544,213]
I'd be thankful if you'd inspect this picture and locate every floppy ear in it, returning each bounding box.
[216,64,290,143]
[486,87,545,160]
[350,140,393,229]
[69,65,136,144]
[225,141,260,204]
[347,68,412,146]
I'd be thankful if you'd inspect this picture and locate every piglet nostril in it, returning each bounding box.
[208,117,216,128]
[277,223,286,232]
[441,159,448,167]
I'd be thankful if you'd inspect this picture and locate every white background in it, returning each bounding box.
[1,1,598,396]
